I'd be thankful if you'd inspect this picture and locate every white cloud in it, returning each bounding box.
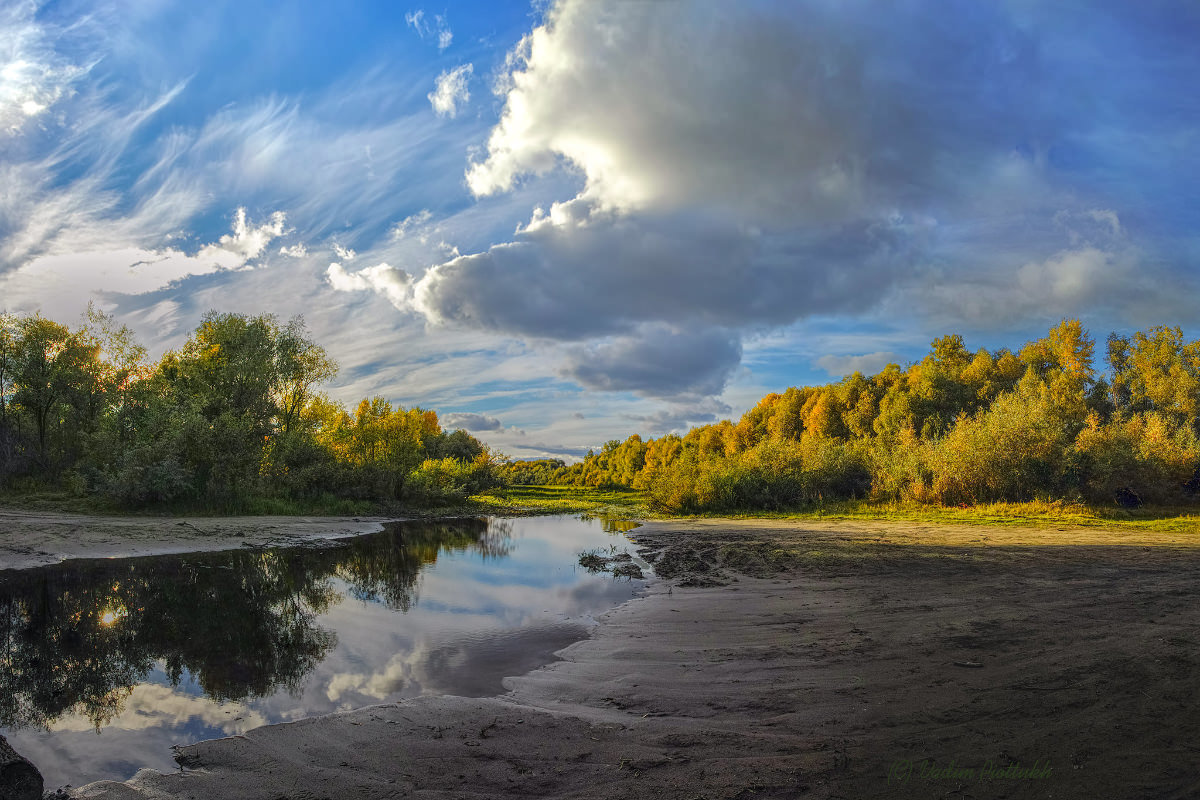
[405,9,453,50]
[404,10,426,34]
[390,209,433,241]
[2,85,468,274]
[49,682,267,734]
[816,351,904,377]
[624,396,733,435]
[428,63,472,118]
[396,0,932,397]
[463,0,870,222]
[325,261,411,309]
[441,412,503,431]
[896,205,1200,329]
[0,1,88,134]
[0,207,286,317]
[333,243,357,261]
[198,207,285,264]
[280,242,308,257]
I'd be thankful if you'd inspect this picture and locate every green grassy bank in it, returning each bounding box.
[472,485,1200,533]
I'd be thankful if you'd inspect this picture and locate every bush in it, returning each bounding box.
[100,452,197,506]
[923,384,1074,504]
[1073,412,1200,504]
[645,454,709,513]
[868,426,932,502]
[646,437,871,513]
[403,452,503,506]
[404,458,472,505]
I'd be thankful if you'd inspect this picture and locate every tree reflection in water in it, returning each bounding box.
[0,518,504,732]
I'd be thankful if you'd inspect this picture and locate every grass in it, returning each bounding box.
[472,485,1200,533]
[0,487,104,514]
[4,481,1198,533]
[701,498,1200,532]
[469,485,648,518]
[0,486,496,519]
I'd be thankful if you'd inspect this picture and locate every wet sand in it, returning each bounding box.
[18,516,1200,799]
[0,509,397,569]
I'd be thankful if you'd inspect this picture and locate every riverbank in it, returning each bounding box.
[476,484,1200,533]
[0,509,397,569]
[59,517,1200,799]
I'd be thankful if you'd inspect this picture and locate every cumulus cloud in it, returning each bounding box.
[412,203,914,343]
[197,208,285,265]
[364,0,1200,401]
[816,351,904,378]
[898,206,1200,328]
[625,397,733,435]
[428,64,473,118]
[562,326,742,399]
[463,0,940,222]
[49,683,267,734]
[388,0,974,397]
[325,261,411,309]
[441,412,503,431]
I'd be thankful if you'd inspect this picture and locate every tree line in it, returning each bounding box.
[0,307,499,509]
[505,321,1200,512]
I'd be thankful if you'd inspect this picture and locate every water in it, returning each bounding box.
[0,515,643,788]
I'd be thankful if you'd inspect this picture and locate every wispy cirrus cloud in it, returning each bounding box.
[405,9,452,51]
[0,1,90,133]
[0,207,287,318]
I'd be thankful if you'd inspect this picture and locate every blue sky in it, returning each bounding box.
[3,0,1200,460]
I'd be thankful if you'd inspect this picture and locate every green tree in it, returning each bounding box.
[274,317,337,436]
[11,315,101,465]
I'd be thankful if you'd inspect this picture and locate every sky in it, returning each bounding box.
[2,0,1200,461]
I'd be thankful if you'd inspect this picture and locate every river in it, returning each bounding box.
[0,515,643,789]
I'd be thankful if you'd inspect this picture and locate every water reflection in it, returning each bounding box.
[0,516,637,788]
[578,513,641,533]
[0,520,505,732]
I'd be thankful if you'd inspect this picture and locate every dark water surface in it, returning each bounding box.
[0,515,642,788]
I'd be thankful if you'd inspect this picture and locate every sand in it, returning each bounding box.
[9,515,1200,799]
[0,509,396,570]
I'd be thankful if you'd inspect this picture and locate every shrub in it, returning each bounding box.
[868,426,932,502]
[404,457,473,505]
[646,437,871,513]
[401,452,503,506]
[924,383,1073,504]
[1073,412,1200,504]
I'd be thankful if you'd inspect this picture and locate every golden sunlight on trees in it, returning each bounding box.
[505,320,1200,513]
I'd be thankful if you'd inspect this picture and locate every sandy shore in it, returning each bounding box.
[18,516,1200,799]
[0,509,397,570]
